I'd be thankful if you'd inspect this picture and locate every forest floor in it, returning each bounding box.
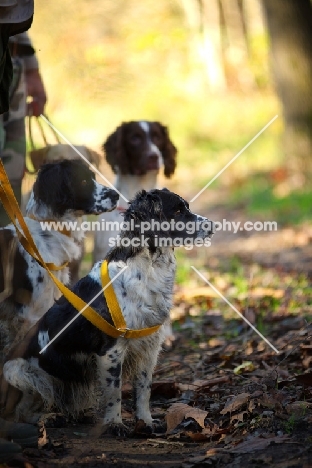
[6,183,312,468]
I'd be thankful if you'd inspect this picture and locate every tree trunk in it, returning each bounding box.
[181,0,227,92]
[261,0,312,180]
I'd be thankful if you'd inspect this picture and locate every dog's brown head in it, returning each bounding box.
[103,121,177,178]
[30,144,101,172]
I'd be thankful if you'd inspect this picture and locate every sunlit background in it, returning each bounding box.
[28,0,283,193]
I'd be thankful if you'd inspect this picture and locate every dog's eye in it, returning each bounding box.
[130,134,142,145]
[152,132,161,142]
[81,180,87,186]
[175,209,181,216]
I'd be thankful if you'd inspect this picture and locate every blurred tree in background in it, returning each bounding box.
[261,0,312,182]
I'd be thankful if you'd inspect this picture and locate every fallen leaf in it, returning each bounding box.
[286,401,312,417]
[258,392,283,411]
[233,361,256,375]
[208,338,226,347]
[238,288,285,299]
[230,410,248,424]
[175,287,219,301]
[38,422,48,448]
[248,399,257,412]
[229,435,290,453]
[166,403,208,433]
[220,393,250,414]
[178,376,230,393]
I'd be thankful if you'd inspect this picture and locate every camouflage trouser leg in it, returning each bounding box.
[0,56,26,227]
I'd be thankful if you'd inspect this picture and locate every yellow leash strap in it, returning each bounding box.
[0,161,161,339]
[101,261,162,338]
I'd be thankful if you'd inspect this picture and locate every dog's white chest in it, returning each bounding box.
[108,250,176,331]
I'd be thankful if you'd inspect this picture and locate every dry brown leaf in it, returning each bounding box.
[258,392,283,411]
[208,338,226,347]
[165,403,208,433]
[186,425,227,441]
[178,376,230,393]
[220,393,250,415]
[175,287,219,301]
[229,435,290,453]
[248,399,257,412]
[230,410,248,424]
[238,288,285,299]
[286,401,312,417]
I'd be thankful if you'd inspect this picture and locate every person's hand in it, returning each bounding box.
[26,68,47,117]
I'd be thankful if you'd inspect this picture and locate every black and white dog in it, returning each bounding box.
[0,159,118,365]
[1,189,214,434]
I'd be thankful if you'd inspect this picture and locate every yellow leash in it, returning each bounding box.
[0,161,161,339]
[100,261,161,338]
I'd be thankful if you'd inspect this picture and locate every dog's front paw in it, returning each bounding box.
[101,422,130,437]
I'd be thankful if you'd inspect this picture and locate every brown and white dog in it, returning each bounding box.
[93,121,177,263]
[29,143,101,173]
[0,160,118,367]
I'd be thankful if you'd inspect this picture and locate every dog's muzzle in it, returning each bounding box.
[198,217,215,239]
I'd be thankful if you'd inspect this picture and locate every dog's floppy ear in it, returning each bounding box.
[33,161,76,215]
[103,123,130,174]
[124,190,163,223]
[29,146,50,172]
[158,124,177,178]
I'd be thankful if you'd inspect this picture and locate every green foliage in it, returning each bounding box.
[231,174,312,225]
[284,414,296,434]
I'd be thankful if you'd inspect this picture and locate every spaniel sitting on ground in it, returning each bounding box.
[1,189,214,435]
[93,121,177,263]
[0,160,118,367]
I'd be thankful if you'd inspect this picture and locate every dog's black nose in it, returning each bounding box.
[200,218,215,237]
[146,153,160,171]
[148,154,159,163]
[109,190,119,203]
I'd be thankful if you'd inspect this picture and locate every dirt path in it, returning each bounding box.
[195,196,312,277]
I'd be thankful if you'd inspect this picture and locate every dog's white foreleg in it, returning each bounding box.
[97,346,124,426]
[132,344,160,428]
